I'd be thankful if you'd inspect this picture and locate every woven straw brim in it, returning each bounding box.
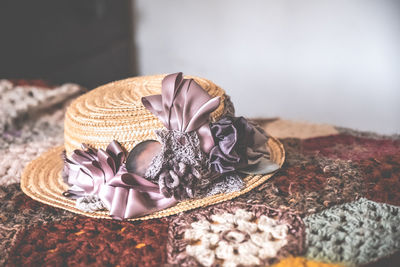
[21,137,285,221]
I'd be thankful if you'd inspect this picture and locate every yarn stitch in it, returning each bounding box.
[185,209,289,266]
[304,198,400,266]
[0,80,83,185]
[0,79,81,133]
[167,201,305,266]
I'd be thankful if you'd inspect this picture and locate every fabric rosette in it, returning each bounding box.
[63,141,125,197]
[209,116,274,174]
[63,141,176,220]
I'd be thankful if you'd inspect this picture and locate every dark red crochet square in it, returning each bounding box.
[7,217,169,267]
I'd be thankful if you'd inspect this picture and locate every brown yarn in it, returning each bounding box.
[9,79,56,88]
[237,138,366,216]
[0,184,74,228]
[359,154,400,206]
[0,183,75,266]
[7,217,169,267]
[0,225,21,267]
[302,134,400,160]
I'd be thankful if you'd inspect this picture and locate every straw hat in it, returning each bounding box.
[21,74,285,221]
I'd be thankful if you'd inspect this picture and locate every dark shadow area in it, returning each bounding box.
[0,0,135,89]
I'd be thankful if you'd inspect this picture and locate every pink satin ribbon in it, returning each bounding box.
[142,72,220,153]
[64,141,177,220]
[98,169,177,220]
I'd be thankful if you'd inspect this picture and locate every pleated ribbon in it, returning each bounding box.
[141,72,220,153]
[64,141,176,219]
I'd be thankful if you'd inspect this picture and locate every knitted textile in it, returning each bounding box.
[0,184,75,265]
[167,202,305,266]
[302,134,400,161]
[0,137,63,185]
[237,146,366,216]
[0,80,83,185]
[0,184,75,229]
[0,79,81,134]
[0,224,21,267]
[1,79,400,266]
[359,154,400,206]
[7,217,169,267]
[0,105,65,151]
[304,198,400,266]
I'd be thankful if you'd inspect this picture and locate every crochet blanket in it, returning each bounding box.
[1,80,399,267]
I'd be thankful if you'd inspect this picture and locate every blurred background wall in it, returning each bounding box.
[0,0,398,134]
[0,0,133,88]
[134,0,400,134]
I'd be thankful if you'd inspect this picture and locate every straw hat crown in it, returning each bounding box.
[64,74,227,155]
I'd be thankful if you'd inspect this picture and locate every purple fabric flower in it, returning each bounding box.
[62,141,177,219]
[209,116,269,174]
[63,141,126,198]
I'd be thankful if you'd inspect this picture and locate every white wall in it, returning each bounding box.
[133,0,400,134]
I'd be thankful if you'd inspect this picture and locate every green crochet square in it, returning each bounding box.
[304,198,400,266]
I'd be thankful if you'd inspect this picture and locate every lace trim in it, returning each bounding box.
[75,195,106,213]
[145,130,217,199]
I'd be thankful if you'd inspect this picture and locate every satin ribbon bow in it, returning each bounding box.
[64,141,124,197]
[64,141,176,219]
[98,169,177,220]
[141,72,221,153]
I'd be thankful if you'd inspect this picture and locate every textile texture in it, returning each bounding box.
[1,80,400,266]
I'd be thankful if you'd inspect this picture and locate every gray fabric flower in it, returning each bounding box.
[209,116,270,174]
